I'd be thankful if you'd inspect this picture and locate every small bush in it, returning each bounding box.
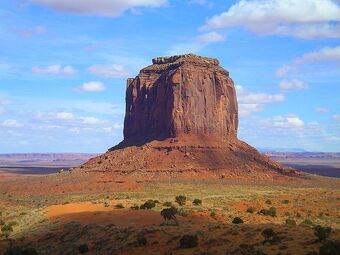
[285,219,296,226]
[179,234,198,249]
[265,199,272,205]
[259,207,277,217]
[8,221,17,226]
[232,217,244,224]
[281,200,290,204]
[163,201,172,207]
[246,207,255,213]
[175,195,187,206]
[301,219,314,227]
[0,219,4,226]
[115,203,124,209]
[78,244,89,253]
[104,202,110,207]
[210,211,217,219]
[192,199,202,206]
[153,200,160,204]
[130,205,139,210]
[319,240,340,255]
[140,200,156,210]
[177,208,188,217]
[314,225,332,242]
[284,212,290,216]
[1,224,13,238]
[23,247,39,255]
[137,236,147,246]
[262,228,275,240]
[296,212,301,218]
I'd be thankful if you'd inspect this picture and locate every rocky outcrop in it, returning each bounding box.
[123,54,238,145]
[81,54,301,180]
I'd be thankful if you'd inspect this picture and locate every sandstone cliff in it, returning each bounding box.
[81,54,301,180]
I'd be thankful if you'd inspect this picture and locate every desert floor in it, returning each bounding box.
[0,176,339,255]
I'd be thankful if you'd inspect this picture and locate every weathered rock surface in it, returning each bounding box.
[81,54,301,180]
[123,54,238,145]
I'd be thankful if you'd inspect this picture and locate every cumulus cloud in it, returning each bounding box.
[32,64,77,76]
[276,46,340,77]
[200,0,340,39]
[279,79,308,91]
[270,115,304,128]
[76,81,106,92]
[13,26,47,38]
[29,0,167,17]
[1,119,23,128]
[236,85,285,117]
[196,31,226,44]
[315,107,330,113]
[88,64,129,78]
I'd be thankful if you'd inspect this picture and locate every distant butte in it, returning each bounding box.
[80,54,301,180]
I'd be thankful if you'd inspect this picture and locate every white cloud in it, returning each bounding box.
[88,64,129,78]
[55,112,75,120]
[333,114,340,121]
[201,0,340,39]
[0,107,4,115]
[279,79,308,91]
[32,64,77,76]
[81,117,108,125]
[236,85,285,117]
[276,46,340,77]
[30,0,167,17]
[315,107,330,113]
[76,81,106,92]
[13,26,47,38]
[1,119,23,128]
[196,31,226,44]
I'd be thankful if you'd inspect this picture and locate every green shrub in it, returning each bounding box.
[8,221,17,226]
[284,212,290,216]
[314,225,332,242]
[153,200,160,204]
[262,228,275,240]
[281,200,290,204]
[115,203,124,209]
[246,207,255,213]
[301,219,314,227]
[140,200,156,210]
[23,247,39,255]
[285,219,296,226]
[232,217,244,224]
[177,208,188,217]
[319,240,340,255]
[1,224,13,238]
[192,199,202,206]
[130,205,139,210]
[179,234,198,249]
[296,212,301,218]
[137,235,147,246]
[0,219,4,226]
[163,201,172,207]
[210,211,217,219]
[78,244,89,253]
[265,199,272,205]
[175,195,187,206]
[259,207,277,217]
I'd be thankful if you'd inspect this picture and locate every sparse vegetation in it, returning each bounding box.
[281,199,290,204]
[179,234,198,249]
[314,225,332,242]
[1,224,13,238]
[140,200,156,210]
[161,206,178,225]
[210,211,217,219]
[246,207,255,213]
[265,199,272,205]
[78,244,89,253]
[130,205,140,210]
[319,240,340,255]
[175,195,187,206]
[192,198,202,206]
[285,219,296,226]
[115,203,124,209]
[301,219,314,227]
[258,207,277,217]
[232,217,244,224]
[262,228,275,240]
[163,201,172,207]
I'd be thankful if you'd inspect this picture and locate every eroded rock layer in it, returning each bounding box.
[81,54,300,179]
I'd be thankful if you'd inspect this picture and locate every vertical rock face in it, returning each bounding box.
[81,54,300,180]
[123,54,238,144]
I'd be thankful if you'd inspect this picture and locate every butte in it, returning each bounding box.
[80,54,300,180]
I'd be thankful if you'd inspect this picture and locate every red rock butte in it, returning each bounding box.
[81,54,300,180]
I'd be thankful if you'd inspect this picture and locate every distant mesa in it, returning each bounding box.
[80,54,301,180]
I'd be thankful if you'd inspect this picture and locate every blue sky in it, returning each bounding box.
[0,0,339,153]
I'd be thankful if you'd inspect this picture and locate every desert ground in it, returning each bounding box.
[0,155,339,255]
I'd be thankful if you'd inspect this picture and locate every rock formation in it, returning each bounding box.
[81,54,300,180]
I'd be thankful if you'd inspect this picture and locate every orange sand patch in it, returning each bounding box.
[46,202,209,227]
